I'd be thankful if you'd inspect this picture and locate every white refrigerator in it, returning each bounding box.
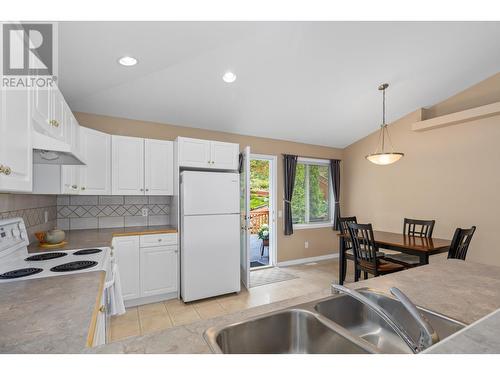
[180,171,241,302]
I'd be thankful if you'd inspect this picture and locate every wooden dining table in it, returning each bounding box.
[337,230,451,285]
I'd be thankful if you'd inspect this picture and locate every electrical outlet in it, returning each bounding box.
[305,241,309,249]
[142,208,149,217]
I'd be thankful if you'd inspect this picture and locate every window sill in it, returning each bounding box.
[293,222,333,230]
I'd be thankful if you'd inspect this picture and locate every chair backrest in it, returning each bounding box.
[347,222,379,270]
[339,216,357,249]
[448,226,476,260]
[404,218,435,238]
[339,216,357,236]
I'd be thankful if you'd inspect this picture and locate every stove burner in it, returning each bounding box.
[25,252,68,261]
[50,261,98,272]
[73,248,102,255]
[0,268,43,279]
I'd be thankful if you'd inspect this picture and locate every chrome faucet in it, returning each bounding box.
[331,284,439,353]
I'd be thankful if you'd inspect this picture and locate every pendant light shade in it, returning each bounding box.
[365,83,404,165]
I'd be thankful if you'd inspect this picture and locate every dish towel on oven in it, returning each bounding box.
[107,263,126,316]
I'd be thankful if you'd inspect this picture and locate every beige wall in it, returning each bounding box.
[75,112,343,263]
[343,73,500,266]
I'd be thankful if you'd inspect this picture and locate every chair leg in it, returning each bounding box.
[363,271,368,280]
[354,267,359,282]
[260,242,264,256]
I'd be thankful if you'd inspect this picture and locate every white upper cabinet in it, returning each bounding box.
[112,135,145,195]
[32,84,67,142]
[0,89,32,192]
[211,141,239,170]
[112,135,173,196]
[61,165,80,194]
[178,137,211,168]
[177,137,239,170]
[145,139,173,195]
[79,127,111,195]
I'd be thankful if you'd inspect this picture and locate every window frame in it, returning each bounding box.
[292,157,334,230]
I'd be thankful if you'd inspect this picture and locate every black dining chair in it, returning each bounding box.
[384,218,435,268]
[347,222,404,281]
[338,216,359,281]
[447,226,476,260]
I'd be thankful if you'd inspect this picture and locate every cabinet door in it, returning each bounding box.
[112,135,144,195]
[31,83,51,133]
[61,165,80,194]
[140,245,178,297]
[80,127,111,195]
[211,141,239,170]
[113,236,140,301]
[92,288,107,347]
[178,137,211,168]
[0,89,32,192]
[144,139,173,195]
[49,89,66,141]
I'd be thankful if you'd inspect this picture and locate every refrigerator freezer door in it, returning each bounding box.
[181,213,240,302]
[181,171,240,215]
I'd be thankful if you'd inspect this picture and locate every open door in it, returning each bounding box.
[239,146,251,288]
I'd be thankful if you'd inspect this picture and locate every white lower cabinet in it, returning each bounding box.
[140,245,178,297]
[92,287,107,347]
[113,233,178,306]
[113,236,141,301]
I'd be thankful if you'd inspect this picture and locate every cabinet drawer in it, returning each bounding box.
[140,233,177,247]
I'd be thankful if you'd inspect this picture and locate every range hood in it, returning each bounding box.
[32,131,85,165]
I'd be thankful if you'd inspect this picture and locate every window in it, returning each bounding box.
[291,158,332,228]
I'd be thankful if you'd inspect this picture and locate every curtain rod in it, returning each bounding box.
[281,154,341,161]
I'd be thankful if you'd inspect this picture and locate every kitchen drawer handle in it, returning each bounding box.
[72,185,78,190]
[158,238,162,242]
[49,119,60,127]
[81,186,86,191]
[0,165,12,175]
[99,305,106,313]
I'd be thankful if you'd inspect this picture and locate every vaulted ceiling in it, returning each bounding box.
[58,21,500,148]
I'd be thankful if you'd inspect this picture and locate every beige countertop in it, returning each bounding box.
[88,259,500,354]
[27,225,177,253]
[0,271,105,353]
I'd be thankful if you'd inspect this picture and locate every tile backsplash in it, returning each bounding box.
[0,194,57,243]
[57,195,171,230]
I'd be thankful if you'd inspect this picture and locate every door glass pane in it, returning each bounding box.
[291,163,306,224]
[308,164,330,222]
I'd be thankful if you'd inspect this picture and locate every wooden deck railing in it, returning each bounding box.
[249,209,269,234]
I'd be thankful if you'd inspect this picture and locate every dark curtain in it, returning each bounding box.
[330,159,341,230]
[283,154,298,235]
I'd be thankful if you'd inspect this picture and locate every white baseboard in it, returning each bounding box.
[277,253,339,267]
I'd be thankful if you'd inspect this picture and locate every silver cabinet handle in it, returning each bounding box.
[140,188,144,192]
[158,238,162,242]
[81,186,86,191]
[0,165,12,175]
[145,188,149,192]
[72,185,78,190]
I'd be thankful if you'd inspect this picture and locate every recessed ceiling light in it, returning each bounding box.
[118,56,138,67]
[222,71,236,83]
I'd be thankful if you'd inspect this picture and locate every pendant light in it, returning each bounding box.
[365,83,404,165]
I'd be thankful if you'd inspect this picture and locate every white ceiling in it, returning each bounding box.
[58,21,500,148]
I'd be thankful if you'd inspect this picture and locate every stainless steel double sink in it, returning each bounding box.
[204,289,466,354]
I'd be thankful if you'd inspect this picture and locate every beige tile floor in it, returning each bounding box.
[110,259,356,342]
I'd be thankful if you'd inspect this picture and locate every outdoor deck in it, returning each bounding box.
[250,234,269,268]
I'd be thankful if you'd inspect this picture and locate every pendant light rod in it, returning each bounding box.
[365,83,404,165]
